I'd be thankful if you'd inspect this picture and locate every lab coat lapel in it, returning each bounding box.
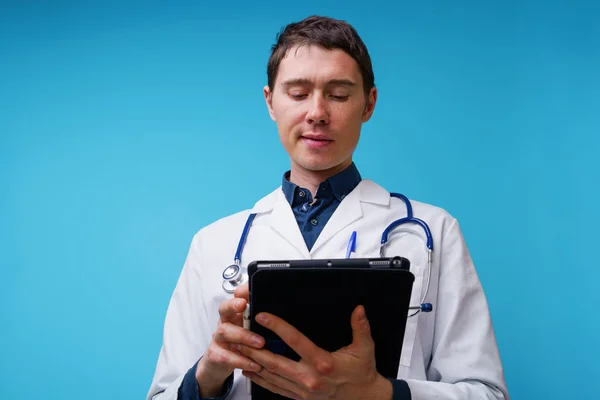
[265,189,311,258]
[310,180,391,254]
[249,181,390,259]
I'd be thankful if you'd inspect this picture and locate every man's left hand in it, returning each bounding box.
[236,305,392,400]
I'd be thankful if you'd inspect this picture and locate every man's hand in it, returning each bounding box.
[239,305,392,400]
[195,284,264,397]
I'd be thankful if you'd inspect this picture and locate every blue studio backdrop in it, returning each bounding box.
[1,1,599,399]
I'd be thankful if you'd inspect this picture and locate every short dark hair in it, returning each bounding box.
[267,15,375,95]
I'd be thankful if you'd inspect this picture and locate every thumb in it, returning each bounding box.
[350,305,374,351]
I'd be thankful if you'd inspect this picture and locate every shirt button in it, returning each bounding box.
[311,219,318,226]
[298,191,306,198]
[302,204,308,212]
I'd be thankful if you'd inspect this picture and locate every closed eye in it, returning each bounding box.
[330,95,349,101]
[290,93,308,100]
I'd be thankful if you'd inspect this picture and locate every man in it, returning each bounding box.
[147,15,509,400]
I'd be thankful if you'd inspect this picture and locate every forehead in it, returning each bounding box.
[276,45,363,86]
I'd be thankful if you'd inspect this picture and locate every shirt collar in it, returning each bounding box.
[282,162,362,205]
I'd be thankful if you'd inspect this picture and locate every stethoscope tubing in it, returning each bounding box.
[223,192,434,315]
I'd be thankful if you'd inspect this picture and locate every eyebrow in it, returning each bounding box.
[281,78,357,88]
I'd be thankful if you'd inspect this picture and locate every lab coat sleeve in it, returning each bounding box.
[405,218,510,400]
[146,233,218,400]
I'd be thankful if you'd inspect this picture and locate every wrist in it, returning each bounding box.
[195,358,228,397]
[363,373,393,400]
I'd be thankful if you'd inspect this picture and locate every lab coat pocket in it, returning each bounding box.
[399,266,423,367]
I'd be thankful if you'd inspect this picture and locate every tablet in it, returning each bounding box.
[247,257,415,400]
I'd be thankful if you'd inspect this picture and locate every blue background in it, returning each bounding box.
[1,1,599,399]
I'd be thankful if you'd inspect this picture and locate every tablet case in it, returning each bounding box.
[247,257,415,400]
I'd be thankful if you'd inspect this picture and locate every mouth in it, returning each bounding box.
[300,133,333,142]
[300,134,334,149]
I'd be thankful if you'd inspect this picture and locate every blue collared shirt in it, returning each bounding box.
[178,163,411,400]
[281,162,362,251]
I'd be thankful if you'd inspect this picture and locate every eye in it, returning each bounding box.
[330,95,349,101]
[289,92,308,100]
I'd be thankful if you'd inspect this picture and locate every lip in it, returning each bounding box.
[301,133,333,141]
[300,135,333,149]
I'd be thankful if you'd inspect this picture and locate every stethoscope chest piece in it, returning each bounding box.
[222,264,247,293]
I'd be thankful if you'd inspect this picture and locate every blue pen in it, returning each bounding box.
[345,231,357,259]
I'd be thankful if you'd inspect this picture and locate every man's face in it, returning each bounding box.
[264,45,377,176]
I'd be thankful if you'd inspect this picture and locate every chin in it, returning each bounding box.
[296,157,344,172]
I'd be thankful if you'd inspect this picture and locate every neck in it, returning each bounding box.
[289,160,352,198]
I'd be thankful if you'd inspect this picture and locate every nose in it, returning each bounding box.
[306,95,329,125]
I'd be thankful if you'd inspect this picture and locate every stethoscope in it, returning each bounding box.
[222,193,434,316]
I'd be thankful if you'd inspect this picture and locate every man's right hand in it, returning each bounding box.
[195,284,264,397]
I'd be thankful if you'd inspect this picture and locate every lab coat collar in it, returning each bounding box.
[249,179,390,257]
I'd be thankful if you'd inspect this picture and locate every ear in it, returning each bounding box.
[361,87,378,122]
[264,85,276,122]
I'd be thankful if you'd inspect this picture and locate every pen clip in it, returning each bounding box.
[345,231,357,259]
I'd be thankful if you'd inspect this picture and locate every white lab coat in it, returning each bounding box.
[147,179,509,400]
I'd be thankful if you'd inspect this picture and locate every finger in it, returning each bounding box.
[213,322,265,349]
[243,371,306,400]
[205,344,262,373]
[234,283,249,301]
[254,312,333,371]
[350,305,374,352]
[238,343,327,386]
[218,297,247,322]
[257,367,331,397]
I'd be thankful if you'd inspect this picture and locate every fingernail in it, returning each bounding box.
[256,314,268,324]
[250,335,264,347]
[250,362,261,371]
[358,306,366,320]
